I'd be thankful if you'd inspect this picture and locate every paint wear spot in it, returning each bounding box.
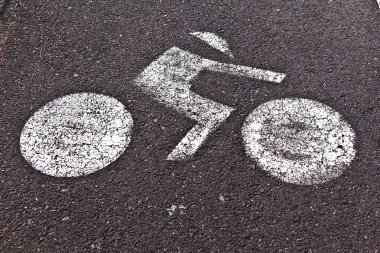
[242,98,356,185]
[20,93,133,177]
[167,205,186,216]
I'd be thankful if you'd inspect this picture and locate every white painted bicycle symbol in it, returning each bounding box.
[20,32,356,185]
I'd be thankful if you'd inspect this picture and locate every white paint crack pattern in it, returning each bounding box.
[242,98,356,185]
[20,93,133,177]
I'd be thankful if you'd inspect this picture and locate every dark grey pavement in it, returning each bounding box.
[1,0,380,252]
[0,1,5,12]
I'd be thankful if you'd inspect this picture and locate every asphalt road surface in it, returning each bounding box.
[1,0,380,252]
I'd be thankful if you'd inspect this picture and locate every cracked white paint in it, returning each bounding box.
[20,93,133,177]
[242,98,356,185]
[135,46,286,160]
[191,32,234,58]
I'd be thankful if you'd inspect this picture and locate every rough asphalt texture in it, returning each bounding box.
[1,0,380,252]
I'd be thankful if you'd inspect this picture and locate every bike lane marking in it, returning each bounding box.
[20,93,133,177]
[18,33,357,186]
[242,98,356,185]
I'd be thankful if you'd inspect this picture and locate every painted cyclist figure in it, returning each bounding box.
[20,32,356,185]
